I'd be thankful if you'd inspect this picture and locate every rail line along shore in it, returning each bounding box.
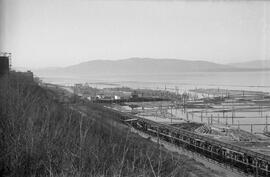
[1,52,270,177]
[2,1,270,177]
[43,81,270,177]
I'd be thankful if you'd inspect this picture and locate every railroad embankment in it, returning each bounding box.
[0,72,222,177]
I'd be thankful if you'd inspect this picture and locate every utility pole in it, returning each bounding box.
[266,115,268,132]
[232,106,234,125]
[170,105,173,124]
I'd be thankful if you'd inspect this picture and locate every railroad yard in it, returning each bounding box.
[104,87,270,176]
[109,88,270,155]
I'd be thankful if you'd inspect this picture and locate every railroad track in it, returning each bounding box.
[131,127,249,177]
[105,107,270,177]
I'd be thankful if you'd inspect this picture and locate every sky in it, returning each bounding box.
[0,0,270,68]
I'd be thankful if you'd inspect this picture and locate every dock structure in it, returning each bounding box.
[93,97,169,103]
[107,107,270,177]
[171,88,270,134]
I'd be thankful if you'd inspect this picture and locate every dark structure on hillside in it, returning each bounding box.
[15,71,34,82]
[0,52,11,76]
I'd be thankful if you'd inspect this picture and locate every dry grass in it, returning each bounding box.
[0,72,192,177]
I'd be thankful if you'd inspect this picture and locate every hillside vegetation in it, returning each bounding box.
[0,72,204,177]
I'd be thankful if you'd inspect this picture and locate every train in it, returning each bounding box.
[107,107,270,177]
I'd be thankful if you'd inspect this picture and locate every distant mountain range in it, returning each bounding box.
[228,60,270,69]
[31,58,270,76]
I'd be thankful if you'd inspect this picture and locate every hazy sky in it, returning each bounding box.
[0,0,269,68]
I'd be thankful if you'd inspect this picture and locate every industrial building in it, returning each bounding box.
[0,52,11,76]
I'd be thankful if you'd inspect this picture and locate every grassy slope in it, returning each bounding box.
[0,72,218,177]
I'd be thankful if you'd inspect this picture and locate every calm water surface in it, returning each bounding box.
[41,71,270,92]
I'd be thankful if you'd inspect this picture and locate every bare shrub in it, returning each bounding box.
[0,72,187,177]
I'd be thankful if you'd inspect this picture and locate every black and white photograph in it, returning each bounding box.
[0,0,270,176]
